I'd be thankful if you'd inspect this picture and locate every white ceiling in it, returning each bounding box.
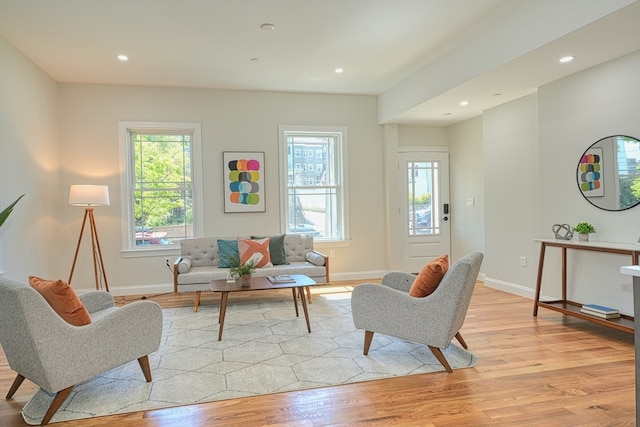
[1,0,638,126]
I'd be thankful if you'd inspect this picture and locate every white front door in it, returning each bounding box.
[398,151,451,273]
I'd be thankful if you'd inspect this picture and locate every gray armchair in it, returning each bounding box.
[351,252,483,373]
[0,277,163,425]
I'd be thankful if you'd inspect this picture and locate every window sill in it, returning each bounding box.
[121,245,180,259]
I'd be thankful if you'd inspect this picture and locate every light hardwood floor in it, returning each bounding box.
[1,282,635,426]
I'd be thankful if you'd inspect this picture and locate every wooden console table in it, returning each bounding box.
[533,239,640,334]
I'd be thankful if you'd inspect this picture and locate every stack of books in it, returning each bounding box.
[580,304,620,319]
[268,275,296,283]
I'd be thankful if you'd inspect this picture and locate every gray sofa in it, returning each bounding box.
[173,234,329,311]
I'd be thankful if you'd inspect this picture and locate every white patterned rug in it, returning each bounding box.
[21,286,478,425]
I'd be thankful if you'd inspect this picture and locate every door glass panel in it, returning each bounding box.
[407,161,440,235]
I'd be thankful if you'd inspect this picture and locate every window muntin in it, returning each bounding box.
[280,127,348,242]
[120,122,202,253]
[407,161,440,235]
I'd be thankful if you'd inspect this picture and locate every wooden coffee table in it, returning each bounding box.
[209,275,317,340]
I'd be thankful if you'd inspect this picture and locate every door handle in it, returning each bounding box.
[443,203,449,221]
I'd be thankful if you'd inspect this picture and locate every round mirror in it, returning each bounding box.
[577,135,640,211]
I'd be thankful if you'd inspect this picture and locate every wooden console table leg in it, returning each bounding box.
[533,242,546,316]
[561,247,567,301]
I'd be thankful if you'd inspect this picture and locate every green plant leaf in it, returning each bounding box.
[0,194,25,228]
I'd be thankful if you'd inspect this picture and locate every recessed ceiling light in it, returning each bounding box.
[117,54,128,61]
[493,93,502,97]
[260,23,275,31]
[442,112,453,116]
[335,68,344,74]
[459,100,469,106]
[559,56,575,63]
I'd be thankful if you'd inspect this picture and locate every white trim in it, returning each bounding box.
[278,125,350,243]
[398,146,449,153]
[118,121,203,256]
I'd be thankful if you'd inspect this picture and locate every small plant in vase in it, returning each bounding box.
[573,222,596,242]
[228,257,258,286]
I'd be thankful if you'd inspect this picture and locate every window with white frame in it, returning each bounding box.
[279,126,348,241]
[119,122,203,252]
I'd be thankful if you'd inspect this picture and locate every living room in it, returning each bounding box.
[1,0,639,425]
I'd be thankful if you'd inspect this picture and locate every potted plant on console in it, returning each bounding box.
[573,222,596,242]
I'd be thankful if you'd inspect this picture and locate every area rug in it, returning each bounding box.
[21,286,478,425]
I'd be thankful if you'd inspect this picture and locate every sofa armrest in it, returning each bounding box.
[79,290,115,313]
[173,257,182,293]
[380,271,416,293]
[306,250,329,282]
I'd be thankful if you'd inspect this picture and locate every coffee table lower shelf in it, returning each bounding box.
[537,300,634,334]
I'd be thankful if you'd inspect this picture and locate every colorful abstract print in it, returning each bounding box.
[228,159,261,205]
[578,152,601,192]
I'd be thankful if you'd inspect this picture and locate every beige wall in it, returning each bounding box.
[2,32,639,309]
[57,84,386,291]
[0,36,61,280]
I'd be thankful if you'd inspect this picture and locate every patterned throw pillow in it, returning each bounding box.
[251,234,288,265]
[29,276,92,326]
[217,239,239,267]
[238,237,272,268]
[408,255,449,297]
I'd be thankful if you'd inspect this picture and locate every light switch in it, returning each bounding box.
[466,198,475,207]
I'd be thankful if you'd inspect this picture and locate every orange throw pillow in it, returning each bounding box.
[409,255,449,298]
[29,276,92,326]
[238,237,272,268]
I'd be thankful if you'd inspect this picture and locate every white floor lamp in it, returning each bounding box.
[68,185,110,292]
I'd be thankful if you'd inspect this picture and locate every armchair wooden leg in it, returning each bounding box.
[363,330,374,355]
[6,374,25,399]
[138,355,152,382]
[428,346,453,373]
[193,291,201,312]
[41,386,73,425]
[455,332,468,349]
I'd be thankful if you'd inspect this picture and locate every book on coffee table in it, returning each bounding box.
[268,275,296,283]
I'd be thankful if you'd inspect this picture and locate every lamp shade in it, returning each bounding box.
[68,185,110,207]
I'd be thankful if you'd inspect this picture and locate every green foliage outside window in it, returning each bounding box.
[133,133,193,231]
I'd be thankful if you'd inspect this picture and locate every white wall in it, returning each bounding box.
[482,93,540,298]
[448,116,485,262]
[0,36,62,281]
[2,32,639,310]
[480,51,640,315]
[536,51,640,314]
[57,84,386,292]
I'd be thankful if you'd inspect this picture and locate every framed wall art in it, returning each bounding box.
[577,147,604,198]
[223,151,265,212]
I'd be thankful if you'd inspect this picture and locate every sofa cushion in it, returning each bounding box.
[252,234,288,265]
[239,237,273,268]
[29,276,92,326]
[217,239,239,267]
[408,255,449,298]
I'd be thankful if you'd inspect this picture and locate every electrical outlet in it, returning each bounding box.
[164,257,171,267]
[330,250,336,258]
[520,256,527,267]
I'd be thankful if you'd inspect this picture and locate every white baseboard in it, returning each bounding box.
[88,271,495,297]
[328,270,387,282]
[483,276,555,301]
